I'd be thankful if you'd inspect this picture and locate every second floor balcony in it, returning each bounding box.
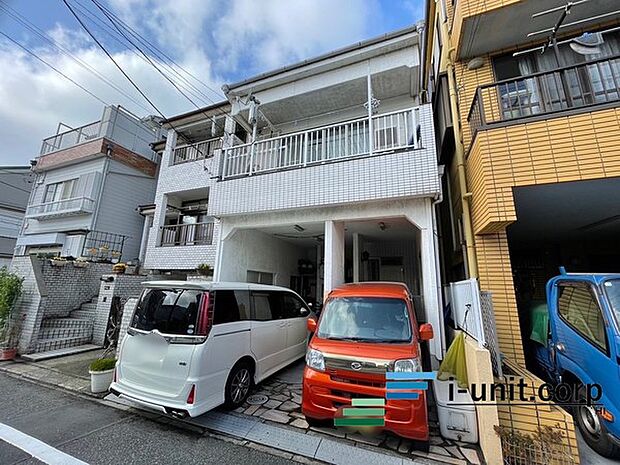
[26,196,95,220]
[172,136,223,165]
[468,55,620,139]
[221,108,420,179]
[159,222,215,247]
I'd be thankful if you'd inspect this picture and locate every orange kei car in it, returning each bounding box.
[302,282,434,447]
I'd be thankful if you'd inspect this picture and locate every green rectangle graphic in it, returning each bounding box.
[334,418,386,427]
[342,408,385,417]
[351,398,385,407]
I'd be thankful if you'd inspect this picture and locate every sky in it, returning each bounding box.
[0,0,425,165]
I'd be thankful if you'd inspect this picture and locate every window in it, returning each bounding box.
[281,293,308,319]
[132,288,202,335]
[557,284,607,352]
[247,270,274,285]
[43,179,78,203]
[213,290,250,325]
[252,292,276,321]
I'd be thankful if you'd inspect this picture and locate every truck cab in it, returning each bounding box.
[532,271,620,458]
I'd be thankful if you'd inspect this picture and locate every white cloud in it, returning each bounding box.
[0,0,380,165]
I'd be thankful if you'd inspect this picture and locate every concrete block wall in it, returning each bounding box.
[9,256,44,353]
[38,260,113,318]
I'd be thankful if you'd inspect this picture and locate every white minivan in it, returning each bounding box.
[110,281,311,418]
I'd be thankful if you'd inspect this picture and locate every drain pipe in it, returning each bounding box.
[432,167,447,357]
[446,47,478,279]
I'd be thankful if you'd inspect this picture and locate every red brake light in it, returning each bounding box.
[197,291,213,336]
[187,384,196,404]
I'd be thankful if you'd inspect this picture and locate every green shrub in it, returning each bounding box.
[89,358,117,372]
[0,267,23,330]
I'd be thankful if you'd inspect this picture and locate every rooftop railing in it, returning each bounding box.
[468,55,620,139]
[40,121,102,155]
[221,107,420,179]
[26,196,95,219]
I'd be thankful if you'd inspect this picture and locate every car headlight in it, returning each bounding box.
[306,348,325,372]
[393,358,422,373]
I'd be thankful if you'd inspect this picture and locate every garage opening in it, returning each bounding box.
[506,177,620,370]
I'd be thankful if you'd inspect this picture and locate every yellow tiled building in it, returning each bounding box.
[424,1,620,463]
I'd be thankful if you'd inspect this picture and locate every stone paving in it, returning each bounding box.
[236,360,482,465]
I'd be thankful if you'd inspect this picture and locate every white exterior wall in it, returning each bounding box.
[210,104,438,216]
[143,129,220,270]
[217,229,305,287]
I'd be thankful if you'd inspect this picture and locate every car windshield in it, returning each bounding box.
[131,288,202,335]
[603,279,620,328]
[317,297,412,343]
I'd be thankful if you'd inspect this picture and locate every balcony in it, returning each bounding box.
[221,108,420,179]
[40,121,102,155]
[160,222,214,247]
[26,197,95,220]
[172,137,223,165]
[468,55,620,139]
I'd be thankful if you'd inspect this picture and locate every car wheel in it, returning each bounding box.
[574,386,620,458]
[224,362,253,409]
[410,440,430,453]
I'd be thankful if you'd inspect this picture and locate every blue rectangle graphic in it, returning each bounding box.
[385,372,437,380]
[386,381,428,390]
[386,392,420,400]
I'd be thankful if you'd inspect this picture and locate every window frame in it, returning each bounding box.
[556,281,610,356]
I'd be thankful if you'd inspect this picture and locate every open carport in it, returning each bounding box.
[506,177,620,368]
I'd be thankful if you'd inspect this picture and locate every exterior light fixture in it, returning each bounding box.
[379,222,387,231]
[467,57,485,70]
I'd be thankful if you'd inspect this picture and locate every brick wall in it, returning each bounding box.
[9,256,44,353]
[116,298,138,357]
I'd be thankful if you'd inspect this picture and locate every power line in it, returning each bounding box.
[0,29,109,106]
[0,2,153,113]
[90,0,229,138]
[72,0,221,107]
[82,0,223,103]
[62,0,225,166]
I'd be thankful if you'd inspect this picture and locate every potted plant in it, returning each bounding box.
[73,257,89,268]
[50,256,67,267]
[89,358,116,393]
[197,263,213,277]
[0,268,24,360]
[112,262,127,274]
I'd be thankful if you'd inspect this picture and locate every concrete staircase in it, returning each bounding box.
[23,297,100,361]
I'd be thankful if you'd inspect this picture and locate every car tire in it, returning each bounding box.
[223,361,253,410]
[410,440,430,453]
[574,385,620,458]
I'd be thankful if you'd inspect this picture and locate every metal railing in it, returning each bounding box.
[41,121,102,155]
[26,197,95,218]
[221,107,420,179]
[82,230,127,261]
[172,137,223,165]
[160,222,214,247]
[468,55,620,137]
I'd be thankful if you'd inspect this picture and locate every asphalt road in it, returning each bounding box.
[0,374,294,465]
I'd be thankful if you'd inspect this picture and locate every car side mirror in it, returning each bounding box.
[419,323,434,341]
[307,317,317,333]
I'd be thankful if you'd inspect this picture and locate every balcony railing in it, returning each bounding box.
[26,197,95,219]
[160,222,214,247]
[221,107,420,179]
[468,55,620,137]
[172,137,223,165]
[40,121,102,155]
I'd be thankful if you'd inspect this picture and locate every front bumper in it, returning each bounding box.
[301,366,429,441]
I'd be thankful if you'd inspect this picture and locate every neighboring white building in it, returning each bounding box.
[145,25,446,359]
[0,166,33,267]
[15,106,163,262]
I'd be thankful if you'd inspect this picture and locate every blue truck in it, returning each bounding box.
[531,269,620,458]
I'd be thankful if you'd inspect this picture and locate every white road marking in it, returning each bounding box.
[0,422,89,465]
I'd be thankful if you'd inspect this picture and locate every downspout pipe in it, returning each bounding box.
[447,47,478,279]
[432,166,446,357]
